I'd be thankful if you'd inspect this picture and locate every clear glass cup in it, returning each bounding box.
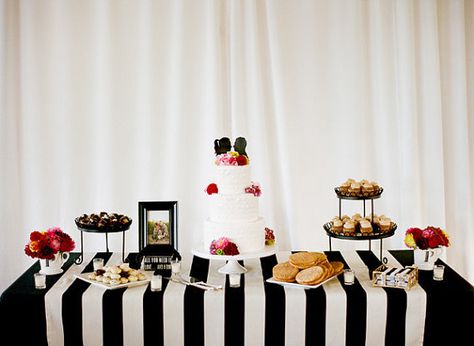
[93,258,104,271]
[229,273,241,288]
[343,269,355,285]
[151,273,162,292]
[34,272,46,289]
[171,258,181,277]
[433,264,445,281]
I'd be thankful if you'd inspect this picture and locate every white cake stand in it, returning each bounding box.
[192,246,276,274]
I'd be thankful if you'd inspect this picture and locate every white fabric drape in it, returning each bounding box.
[1,0,473,292]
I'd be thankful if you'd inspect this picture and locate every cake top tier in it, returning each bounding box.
[214,137,249,166]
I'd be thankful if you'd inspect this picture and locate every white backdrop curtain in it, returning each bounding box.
[1,0,473,292]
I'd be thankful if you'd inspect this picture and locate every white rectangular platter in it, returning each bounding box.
[266,272,342,289]
[75,272,151,290]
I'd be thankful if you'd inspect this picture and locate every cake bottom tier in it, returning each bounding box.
[203,217,266,254]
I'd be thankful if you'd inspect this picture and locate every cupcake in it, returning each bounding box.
[343,220,356,234]
[379,218,391,232]
[348,182,361,194]
[339,181,351,193]
[341,214,351,223]
[362,183,374,195]
[332,219,343,233]
[360,220,373,234]
[371,181,380,192]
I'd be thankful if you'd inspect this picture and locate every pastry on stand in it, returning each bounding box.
[324,179,397,262]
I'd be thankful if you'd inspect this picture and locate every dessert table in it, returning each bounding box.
[0,250,472,346]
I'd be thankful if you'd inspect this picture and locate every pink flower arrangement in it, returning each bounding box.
[404,226,450,250]
[209,237,240,256]
[215,152,249,166]
[265,227,275,246]
[245,182,262,197]
[24,227,75,260]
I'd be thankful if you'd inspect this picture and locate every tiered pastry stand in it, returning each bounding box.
[74,219,131,265]
[323,188,396,262]
[192,246,276,274]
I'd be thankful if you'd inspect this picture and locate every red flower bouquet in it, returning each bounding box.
[404,226,450,250]
[209,237,240,256]
[24,227,75,260]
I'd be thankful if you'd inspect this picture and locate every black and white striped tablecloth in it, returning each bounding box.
[1,250,473,346]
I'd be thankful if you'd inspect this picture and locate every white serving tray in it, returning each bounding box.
[75,272,151,290]
[266,271,343,289]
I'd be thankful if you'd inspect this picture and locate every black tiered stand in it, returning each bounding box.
[74,219,131,265]
[325,188,396,262]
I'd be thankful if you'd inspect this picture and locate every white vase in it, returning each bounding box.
[39,252,70,275]
[413,248,442,271]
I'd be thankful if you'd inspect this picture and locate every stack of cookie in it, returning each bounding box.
[272,252,344,286]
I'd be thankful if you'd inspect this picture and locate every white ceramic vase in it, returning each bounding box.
[414,248,442,271]
[39,252,70,275]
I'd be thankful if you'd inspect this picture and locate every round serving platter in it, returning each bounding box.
[74,218,132,233]
[334,187,383,200]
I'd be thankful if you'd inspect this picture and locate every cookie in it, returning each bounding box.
[273,262,300,282]
[309,252,328,265]
[330,261,344,275]
[295,266,324,285]
[289,252,323,269]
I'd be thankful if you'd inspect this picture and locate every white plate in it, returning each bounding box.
[75,272,151,290]
[266,272,343,289]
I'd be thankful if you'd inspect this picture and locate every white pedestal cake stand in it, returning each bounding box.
[192,246,276,274]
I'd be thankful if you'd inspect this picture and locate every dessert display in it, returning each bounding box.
[336,178,382,198]
[203,137,270,254]
[324,179,396,261]
[75,212,132,232]
[83,263,148,287]
[271,252,344,286]
[328,213,395,236]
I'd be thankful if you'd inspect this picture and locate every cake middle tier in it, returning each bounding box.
[209,193,259,222]
[203,217,265,253]
[215,165,251,194]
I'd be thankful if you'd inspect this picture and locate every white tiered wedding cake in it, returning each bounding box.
[203,137,267,254]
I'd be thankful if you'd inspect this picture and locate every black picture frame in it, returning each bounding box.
[138,201,178,252]
[136,201,180,271]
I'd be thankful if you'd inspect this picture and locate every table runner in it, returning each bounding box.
[1,250,473,346]
[47,250,426,345]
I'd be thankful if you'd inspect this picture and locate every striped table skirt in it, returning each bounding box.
[1,250,473,346]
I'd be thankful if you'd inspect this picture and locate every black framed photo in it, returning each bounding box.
[138,201,179,271]
[138,201,178,251]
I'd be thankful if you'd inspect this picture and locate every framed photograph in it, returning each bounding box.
[138,201,179,271]
[138,201,178,251]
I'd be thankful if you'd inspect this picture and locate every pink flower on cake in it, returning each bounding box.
[215,153,239,166]
[209,237,240,255]
[265,227,275,246]
[245,182,261,197]
[205,183,218,195]
[215,152,249,166]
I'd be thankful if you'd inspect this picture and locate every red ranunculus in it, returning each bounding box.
[236,155,248,166]
[30,231,44,242]
[206,183,218,195]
